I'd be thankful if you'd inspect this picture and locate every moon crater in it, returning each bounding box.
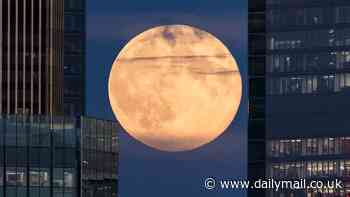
[109,25,242,152]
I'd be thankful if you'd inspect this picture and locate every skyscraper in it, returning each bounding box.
[0,0,64,115]
[0,1,119,197]
[248,0,266,196]
[264,0,350,196]
[0,115,118,197]
[64,0,85,116]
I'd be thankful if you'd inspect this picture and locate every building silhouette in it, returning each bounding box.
[248,0,266,196]
[0,0,64,115]
[248,0,350,196]
[64,0,85,116]
[0,115,118,197]
[0,1,118,197]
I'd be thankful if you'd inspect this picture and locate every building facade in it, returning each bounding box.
[64,0,85,116]
[265,0,350,196]
[81,117,118,197]
[248,0,266,196]
[0,0,64,115]
[0,115,118,197]
[0,1,117,197]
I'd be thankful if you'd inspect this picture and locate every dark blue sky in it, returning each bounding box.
[86,0,248,196]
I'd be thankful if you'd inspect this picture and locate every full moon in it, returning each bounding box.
[108,25,242,152]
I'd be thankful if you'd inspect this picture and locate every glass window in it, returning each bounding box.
[29,148,40,166]
[16,167,27,186]
[270,140,278,157]
[64,118,77,147]
[336,7,350,23]
[345,160,350,176]
[64,188,75,197]
[30,168,40,186]
[249,34,265,55]
[54,148,65,167]
[53,118,65,147]
[64,15,83,32]
[5,148,17,166]
[6,168,17,186]
[111,182,117,197]
[40,148,51,167]
[40,188,50,197]
[250,78,265,97]
[249,13,265,33]
[53,188,63,197]
[16,116,27,146]
[295,140,302,155]
[64,168,75,187]
[40,117,51,147]
[40,168,50,187]
[0,118,3,146]
[17,187,26,197]
[279,141,285,156]
[267,7,329,27]
[105,125,112,153]
[30,118,40,146]
[16,147,27,165]
[307,8,323,25]
[5,117,16,146]
[65,0,83,10]
[6,187,16,197]
[64,37,82,53]
[340,160,345,176]
[64,77,82,96]
[112,153,118,179]
[97,137,104,152]
[30,187,40,197]
[64,148,76,167]
[0,167,3,186]
[249,56,265,76]
[333,160,339,177]
[112,124,118,153]
[267,73,350,95]
[54,168,64,187]
[64,56,83,74]
[343,138,350,154]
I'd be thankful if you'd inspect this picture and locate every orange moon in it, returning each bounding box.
[108,25,242,152]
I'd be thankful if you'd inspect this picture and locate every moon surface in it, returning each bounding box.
[108,25,242,152]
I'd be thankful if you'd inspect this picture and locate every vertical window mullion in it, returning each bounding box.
[0,0,2,114]
[15,0,18,114]
[7,0,11,114]
[30,0,34,115]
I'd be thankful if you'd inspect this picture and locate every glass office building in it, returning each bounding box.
[0,115,118,197]
[81,117,118,197]
[265,0,350,196]
[64,0,86,116]
[0,0,64,115]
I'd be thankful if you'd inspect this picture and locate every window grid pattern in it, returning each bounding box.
[0,0,64,115]
[0,115,118,197]
[63,0,85,116]
[268,160,350,197]
[81,117,118,197]
[268,137,350,158]
[266,1,350,96]
[268,137,350,197]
